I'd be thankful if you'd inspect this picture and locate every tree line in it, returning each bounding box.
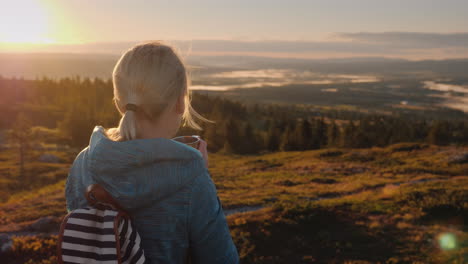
[1,76,467,156]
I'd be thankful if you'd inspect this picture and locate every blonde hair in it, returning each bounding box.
[105,41,212,141]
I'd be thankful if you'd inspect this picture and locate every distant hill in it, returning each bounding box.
[1,52,468,79]
[0,53,119,79]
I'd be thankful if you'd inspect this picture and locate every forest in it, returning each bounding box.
[0,76,466,156]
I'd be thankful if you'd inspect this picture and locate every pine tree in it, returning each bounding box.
[326,120,340,147]
[58,105,95,148]
[295,119,312,150]
[340,120,356,148]
[7,112,34,183]
[222,140,235,154]
[240,123,258,154]
[309,118,327,149]
[222,119,240,153]
[266,120,281,152]
[204,123,222,152]
[427,120,450,146]
[279,122,297,151]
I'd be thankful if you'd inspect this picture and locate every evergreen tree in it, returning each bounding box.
[266,120,281,152]
[373,117,390,147]
[279,122,296,151]
[222,119,240,153]
[354,118,372,148]
[326,120,340,147]
[222,140,235,154]
[452,121,468,144]
[204,123,222,152]
[295,119,312,150]
[238,123,256,154]
[7,112,34,183]
[340,120,356,148]
[58,105,95,148]
[427,120,450,146]
[309,118,327,149]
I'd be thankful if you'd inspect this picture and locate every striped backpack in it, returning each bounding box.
[57,184,146,264]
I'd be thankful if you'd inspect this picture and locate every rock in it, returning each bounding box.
[276,180,299,186]
[38,153,60,163]
[263,197,279,203]
[447,152,468,164]
[318,150,343,157]
[224,205,265,216]
[389,142,428,152]
[320,167,336,173]
[29,216,59,232]
[349,166,368,174]
[0,234,12,253]
[310,178,337,184]
[345,151,375,162]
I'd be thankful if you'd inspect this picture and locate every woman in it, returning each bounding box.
[65,41,239,263]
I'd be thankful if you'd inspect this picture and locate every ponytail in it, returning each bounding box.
[117,110,138,141]
[105,100,140,142]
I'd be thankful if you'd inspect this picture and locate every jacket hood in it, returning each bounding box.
[87,125,203,174]
[71,125,206,209]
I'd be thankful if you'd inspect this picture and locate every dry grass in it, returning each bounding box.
[0,142,467,263]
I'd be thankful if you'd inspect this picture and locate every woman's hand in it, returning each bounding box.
[197,139,209,168]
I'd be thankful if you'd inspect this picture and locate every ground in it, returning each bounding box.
[0,142,467,263]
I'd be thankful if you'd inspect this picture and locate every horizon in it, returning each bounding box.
[2,48,468,62]
[1,0,468,59]
[2,36,468,61]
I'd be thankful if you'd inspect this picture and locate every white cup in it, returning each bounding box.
[171,135,201,149]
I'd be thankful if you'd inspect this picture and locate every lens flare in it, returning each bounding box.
[438,233,457,250]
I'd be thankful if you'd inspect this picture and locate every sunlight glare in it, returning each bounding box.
[0,0,54,44]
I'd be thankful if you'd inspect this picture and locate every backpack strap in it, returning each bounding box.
[85,184,129,215]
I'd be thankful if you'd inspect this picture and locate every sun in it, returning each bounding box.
[0,0,55,44]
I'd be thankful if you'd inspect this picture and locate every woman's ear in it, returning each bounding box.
[174,94,185,115]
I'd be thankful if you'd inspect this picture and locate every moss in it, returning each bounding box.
[1,144,467,263]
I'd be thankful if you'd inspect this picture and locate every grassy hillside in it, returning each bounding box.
[0,142,467,263]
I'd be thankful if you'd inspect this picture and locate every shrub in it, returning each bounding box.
[399,188,468,224]
[387,142,429,153]
[2,235,58,264]
[317,149,344,158]
[343,151,376,162]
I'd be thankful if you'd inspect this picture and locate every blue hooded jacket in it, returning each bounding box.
[65,125,239,264]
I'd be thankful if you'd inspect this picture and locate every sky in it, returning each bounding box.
[0,0,467,59]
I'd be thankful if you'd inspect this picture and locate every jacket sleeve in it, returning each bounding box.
[188,168,239,264]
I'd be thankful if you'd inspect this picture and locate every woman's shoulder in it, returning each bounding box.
[68,146,92,172]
